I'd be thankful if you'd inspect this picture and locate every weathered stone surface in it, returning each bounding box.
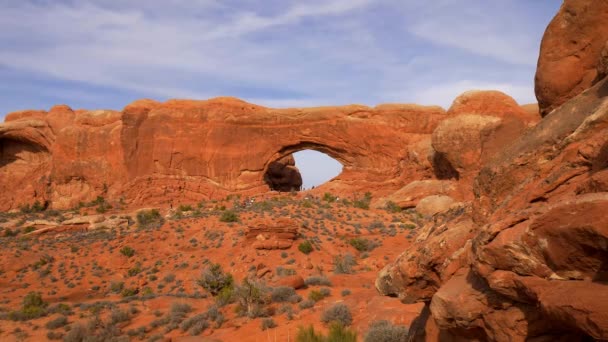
[535,0,608,116]
[263,155,302,192]
[246,218,298,250]
[377,180,458,209]
[415,195,457,217]
[0,98,447,210]
[381,72,608,341]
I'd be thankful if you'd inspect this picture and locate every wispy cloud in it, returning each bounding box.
[0,0,560,116]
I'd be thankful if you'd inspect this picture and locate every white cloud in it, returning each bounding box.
[388,80,536,109]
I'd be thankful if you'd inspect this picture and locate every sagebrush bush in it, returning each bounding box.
[271,286,296,302]
[261,317,277,331]
[321,303,352,326]
[364,320,409,342]
[45,315,68,329]
[333,253,357,274]
[304,276,332,286]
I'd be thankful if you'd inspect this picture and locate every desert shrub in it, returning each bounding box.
[319,287,331,297]
[3,228,17,237]
[384,201,401,213]
[110,308,131,324]
[261,317,277,331]
[45,315,68,329]
[323,193,337,203]
[180,314,209,335]
[23,226,36,234]
[219,210,239,223]
[304,276,332,286]
[8,292,48,321]
[333,253,356,274]
[298,299,315,310]
[341,289,352,297]
[271,286,296,302]
[348,238,378,252]
[353,192,372,210]
[364,320,409,342]
[46,331,63,340]
[276,266,297,277]
[178,204,193,212]
[121,288,139,297]
[234,278,271,318]
[321,303,352,326]
[298,241,314,255]
[110,281,124,293]
[296,323,357,342]
[197,263,234,296]
[120,246,135,257]
[308,290,325,302]
[137,209,164,229]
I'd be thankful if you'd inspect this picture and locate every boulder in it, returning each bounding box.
[415,195,457,216]
[535,0,608,116]
[246,218,299,250]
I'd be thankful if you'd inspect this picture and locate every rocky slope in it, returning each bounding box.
[378,0,608,340]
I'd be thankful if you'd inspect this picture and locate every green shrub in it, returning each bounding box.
[348,238,378,252]
[121,288,139,297]
[384,201,401,213]
[308,290,326,302]
[323,193,337,203]
[296,323,357,342]
[353,192,372,210]
[298,240,314,255]
[120,246,135,257]
[219,210,239,223]
[321,303,352,326]
[22,226,36,234]
[8,292,48,320]
[137,209,164,229]
[178,204,193,212]
[197,263,234,296]
[180,314,209,335]
[364,320,409,342]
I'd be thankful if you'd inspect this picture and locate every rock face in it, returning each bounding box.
[246,218,298,250]
[0,99,447,211]
[263,155,302,192]
[379,72,608,341]
[535,0,608,116]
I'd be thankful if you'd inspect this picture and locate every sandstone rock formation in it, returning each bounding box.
[0,99,446,211]
[535,0,608,116]
[263,155,302,192]
[379,58,608,342]
[245,218,298,250]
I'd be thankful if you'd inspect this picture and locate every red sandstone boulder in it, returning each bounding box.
[263,155,302,192]
[275,275,305,290]
[535,0,608,116]
[415,195,457,217]
[246,218,298,250]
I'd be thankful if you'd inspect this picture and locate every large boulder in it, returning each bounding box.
[535,0,608,116]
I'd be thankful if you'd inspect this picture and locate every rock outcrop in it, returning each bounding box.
[379,55,608,342]
[0,99,447,211]
[246,218,298,250]
[535,0,608,116]
[263,155,302,192]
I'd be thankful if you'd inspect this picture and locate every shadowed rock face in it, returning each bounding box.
[0,99,448,210]
[263,155,302,192]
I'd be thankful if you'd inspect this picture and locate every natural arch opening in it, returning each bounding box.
[264,149,344,192]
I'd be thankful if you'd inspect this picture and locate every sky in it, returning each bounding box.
[0,0,562,187]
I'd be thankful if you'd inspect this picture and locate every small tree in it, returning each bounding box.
[197,263,234,296]
[234,278,271,318]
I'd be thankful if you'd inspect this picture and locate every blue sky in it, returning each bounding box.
[0,0,562,187]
